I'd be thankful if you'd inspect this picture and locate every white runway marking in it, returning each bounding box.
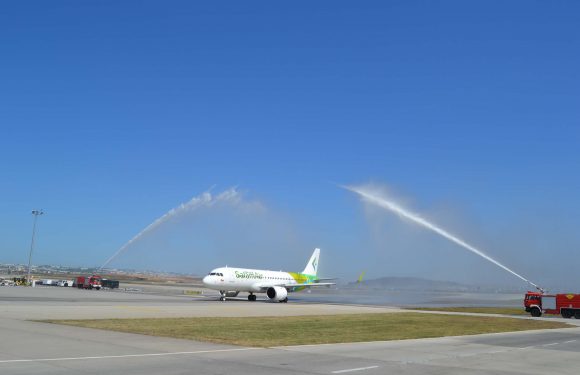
[542,343,559,347]
[331,365,379,373]
[0,348,262,364]
[563,340,577,344]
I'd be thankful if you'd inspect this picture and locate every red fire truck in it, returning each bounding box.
[524,291,580,318]
[75,275,102,290]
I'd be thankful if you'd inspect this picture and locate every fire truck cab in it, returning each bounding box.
[524,292,543,317]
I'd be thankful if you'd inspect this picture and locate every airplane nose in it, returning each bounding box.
[202,276,210,285]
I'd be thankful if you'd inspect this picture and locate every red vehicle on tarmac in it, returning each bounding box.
[75,275,102,290]
[525,291,580,318]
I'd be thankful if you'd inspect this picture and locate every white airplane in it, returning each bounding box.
[202,248,335,302]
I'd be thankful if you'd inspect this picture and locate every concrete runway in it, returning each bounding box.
[0,286,401,320]
[2,286,580,375]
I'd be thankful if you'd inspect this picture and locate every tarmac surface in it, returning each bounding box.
[1,286,580,375]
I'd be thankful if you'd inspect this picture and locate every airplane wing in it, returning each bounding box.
[282,282,335,288]
[251,282,279,292]
[251,281,335,291]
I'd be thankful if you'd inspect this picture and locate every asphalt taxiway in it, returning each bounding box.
[1,286,579,375]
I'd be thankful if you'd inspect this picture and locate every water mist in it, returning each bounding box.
[100,188,260,270]
[344,184,541,291]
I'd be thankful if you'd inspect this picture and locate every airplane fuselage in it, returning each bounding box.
[201,248,331,302]
[202,267,313,293]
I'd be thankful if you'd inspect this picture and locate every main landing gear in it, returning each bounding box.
[248,293,257,301]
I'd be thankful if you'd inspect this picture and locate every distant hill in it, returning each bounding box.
[345,275,543,293]
[349,276,475,292]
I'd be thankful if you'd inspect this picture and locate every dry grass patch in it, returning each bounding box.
[42,313,567,347]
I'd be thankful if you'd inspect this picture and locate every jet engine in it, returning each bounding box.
[266,286,288,302]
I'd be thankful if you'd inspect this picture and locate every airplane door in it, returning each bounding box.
[226,270,235,286]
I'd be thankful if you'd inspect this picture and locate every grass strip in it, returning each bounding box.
[41,313,568,347]
[407,307,527,315]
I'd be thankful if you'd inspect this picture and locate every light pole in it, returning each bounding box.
[27,209,44,284]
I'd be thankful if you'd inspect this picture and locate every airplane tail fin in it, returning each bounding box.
[302,248,320,276]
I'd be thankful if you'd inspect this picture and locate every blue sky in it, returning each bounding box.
[1,2,578,286]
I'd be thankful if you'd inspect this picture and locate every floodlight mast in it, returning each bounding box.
[26,209,44,283]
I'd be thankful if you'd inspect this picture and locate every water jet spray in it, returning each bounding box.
[344,184,543,292]
[99,187,255,271]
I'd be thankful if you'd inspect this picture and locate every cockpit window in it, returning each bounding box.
[209,272,216,276]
